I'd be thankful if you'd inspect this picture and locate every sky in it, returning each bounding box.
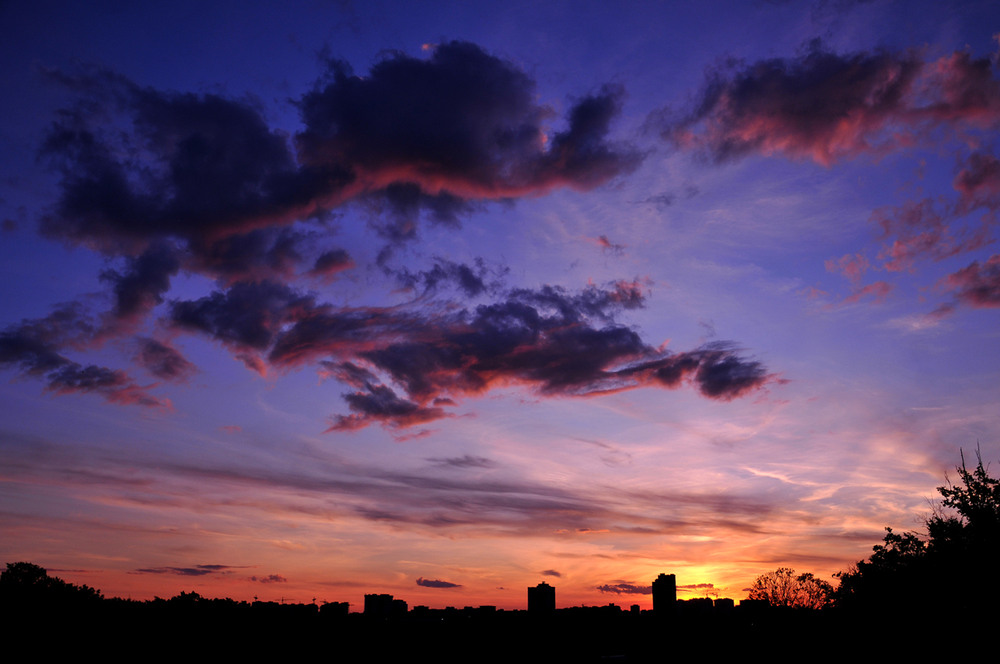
[1,0,999,610]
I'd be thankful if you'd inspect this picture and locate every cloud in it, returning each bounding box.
[416,577,462,588]
[939,254,1000,308]
[165,278,770,429]
[872,198,991,272]
[679,582,719,596]
[825,253,869,285]
[249,574,288,584]
[596,582,651,595]
[297,42,641,213]
[541,570,562,578]
[0,306,169,408]
[840,280,893,305]
[39,42,641,258]
[309,248,354,280]
[666,43,998,294]
[592,234,625,256]
[954,150,1000,212]
[389,257,505,298]
[659,43,1000,166]
[3,435,792,540]
[169,281,318,373]
[39,67,332,252]
[328,383,449,431]
[837,148,998,284]
[427,455,497,469]
[99,242,180,326]
[3,265,766,420]
[135,337,195,381]
[134,564,243,576]
[8,44,771,422]
[186,228,318,285]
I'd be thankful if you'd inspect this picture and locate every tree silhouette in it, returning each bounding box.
[935,447,1000,546]
[747,567,832,609]
[0,561,103,606]
[835,447,1000,617]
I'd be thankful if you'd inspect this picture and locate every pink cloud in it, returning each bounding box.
[664,46,1000,166]
[841,280,893,305]
[939,254,1000,308]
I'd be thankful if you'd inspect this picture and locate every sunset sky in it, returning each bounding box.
[2,0,999,610]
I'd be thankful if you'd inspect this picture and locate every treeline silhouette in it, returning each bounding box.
[3,449,997,661]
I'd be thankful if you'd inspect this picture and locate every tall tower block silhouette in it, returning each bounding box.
[528,582,556,613]
[652,573,676,613]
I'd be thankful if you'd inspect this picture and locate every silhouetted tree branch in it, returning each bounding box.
[748,567,832,609]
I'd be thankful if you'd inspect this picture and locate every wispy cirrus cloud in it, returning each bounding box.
[134,564,247,577]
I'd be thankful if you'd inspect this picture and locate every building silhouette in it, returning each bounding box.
[364,593,407,617]
[527,582,555,613]
[652,573,676,613]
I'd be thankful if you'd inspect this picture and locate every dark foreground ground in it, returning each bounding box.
[3,600,977,662]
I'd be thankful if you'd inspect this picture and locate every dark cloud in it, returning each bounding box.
[162,279,768,429]
[940,255,1000,308]
[679,582,718,591]
[136,337,195,381]
[634,343,770,401]
[596,582,651,595]
[541,570,562,578]
[38,42,639,271]
[134,564,242,576]
[186,228,315,285]
[309,248,354,280]
[320,360,380,389]
[416,577,462,589]
[40,68,335,251]
[390,257,505,298]
[297,41,641,210]
[659,43,1000,165]
[100,242,180,323]
[0,307,168,407]
[18,41,643,375]
[11,46,778,423]
[249,574,288,584]
[427,455,497,469]
[506,280,646,324]
[170,280,318,358]
[954,150,1000,212]
[660,43,999,290]
[328,383,449,431]
[0,308,87,377]
[691,345,770,399]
